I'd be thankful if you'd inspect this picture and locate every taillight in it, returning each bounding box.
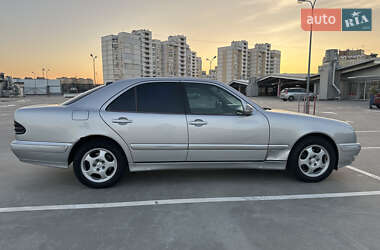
[14,121,26,135]
[285,90,288,94]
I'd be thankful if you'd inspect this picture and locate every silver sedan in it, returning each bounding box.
[10,78,361,188]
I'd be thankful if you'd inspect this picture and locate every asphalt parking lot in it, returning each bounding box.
[1,95,380,250]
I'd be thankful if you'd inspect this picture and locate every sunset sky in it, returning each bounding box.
[1,0,379,83]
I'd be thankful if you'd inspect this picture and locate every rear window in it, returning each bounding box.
[62,85,104,105]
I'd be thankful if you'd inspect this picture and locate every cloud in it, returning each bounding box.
[254,20,300,34]
[238,0,298,23]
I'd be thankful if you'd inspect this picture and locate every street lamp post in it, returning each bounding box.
[45,68,50,95]
[206,56,217,77]
[31,72,36,95]
[90,54,97,84]
[298,0,316,114]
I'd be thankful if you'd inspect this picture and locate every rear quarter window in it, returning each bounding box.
[62,85,105,105]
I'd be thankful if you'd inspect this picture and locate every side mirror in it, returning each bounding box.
[237,104,254,116]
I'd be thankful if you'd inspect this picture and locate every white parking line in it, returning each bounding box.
[1,191,380,213]
[362,147,380,150]
[321,112,337,115]
[346,166,380,182]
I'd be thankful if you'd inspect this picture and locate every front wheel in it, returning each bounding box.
[288,137,337,182]
[376,105,380,109]
[288,96,295,101]
[73,140,127,188]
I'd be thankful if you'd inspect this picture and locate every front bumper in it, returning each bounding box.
[10,140,73,168]
[337,143,361,168]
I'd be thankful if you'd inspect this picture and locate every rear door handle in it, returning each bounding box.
[189,119,207,127]
[112,117,133,125]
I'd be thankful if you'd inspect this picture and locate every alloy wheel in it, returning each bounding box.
[80,148,118,183]
[298,145,330,178]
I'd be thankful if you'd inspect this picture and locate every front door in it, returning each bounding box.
[184,82,269,162]
[100,82,188,162]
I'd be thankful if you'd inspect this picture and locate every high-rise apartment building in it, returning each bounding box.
[152,39,162,77]
[187,50,203,78]
[101,32,142,83]
[195,57,202,77]
[247,43,281,79]
[217,42,281,83]
[102,30,202,83]
[269,50,281,74]
[131,30,153,77]
[167,35,187,77]
[216,40,248,83]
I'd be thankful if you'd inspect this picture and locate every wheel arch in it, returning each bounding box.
[68,135,129,169]
[287,133,339,170]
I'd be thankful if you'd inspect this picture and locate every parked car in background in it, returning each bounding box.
[11,78,360,188]
[280,88,312,101]
[63,87,79,98]
[374,92,380,108]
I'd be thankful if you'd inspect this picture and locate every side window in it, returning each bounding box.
[184,83,243,115]
[136,82,185,114]
[106,87,137,112]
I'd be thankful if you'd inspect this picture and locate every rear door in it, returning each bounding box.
[100,81,188,163]
[183,82,269,162]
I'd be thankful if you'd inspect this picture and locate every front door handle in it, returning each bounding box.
[189,119,207,127]
[112,117,133,125]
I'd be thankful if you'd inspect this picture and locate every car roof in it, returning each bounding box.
[108,77,224,86]
[68,77,264,112]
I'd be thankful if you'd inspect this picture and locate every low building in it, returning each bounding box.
[229,80,249,95]
[247,49,380,100]
[13,78,61,95]
[324,49,378,67]
[254,74,316,97]
[316,57,380,100]
[57,77,94,93]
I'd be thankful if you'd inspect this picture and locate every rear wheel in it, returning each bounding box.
[288,96,295,101]
[288,137,337,182]
[73,140,127,188]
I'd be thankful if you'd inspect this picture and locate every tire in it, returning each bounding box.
[288,136,337,182]
[377,105,380,109]
[288,96,295,101]
[73,140,127,188]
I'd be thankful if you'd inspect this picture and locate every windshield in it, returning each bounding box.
[62,85,105,105]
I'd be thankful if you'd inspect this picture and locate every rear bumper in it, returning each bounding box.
[10,140,72,168]
[337,143,361,168]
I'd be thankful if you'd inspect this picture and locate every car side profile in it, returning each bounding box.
[11,78,361,188]
[280,87,311,101]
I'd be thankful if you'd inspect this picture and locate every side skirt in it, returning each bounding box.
[130,161,286,172]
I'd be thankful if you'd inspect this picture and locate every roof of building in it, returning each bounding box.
[228,80,249,86]
[338,58,380,73]
[257,74,319,83]
[346,75,380,81]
